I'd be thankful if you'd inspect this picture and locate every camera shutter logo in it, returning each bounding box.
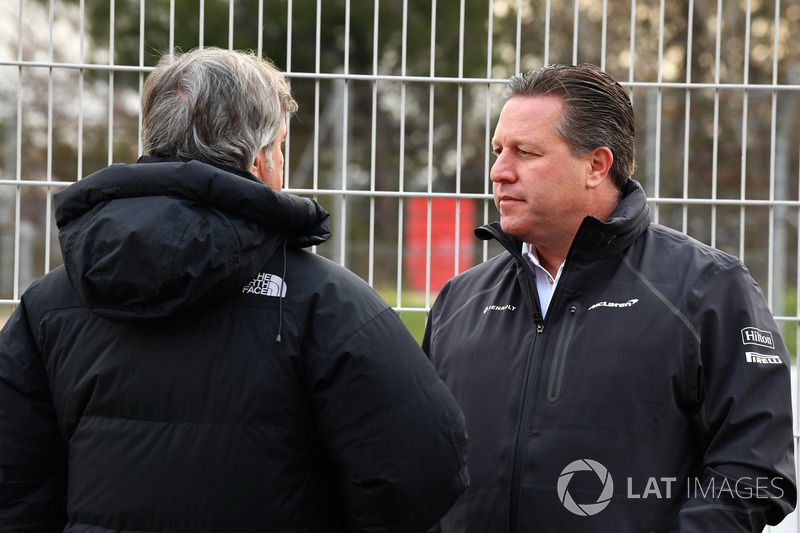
[557,459,614,516]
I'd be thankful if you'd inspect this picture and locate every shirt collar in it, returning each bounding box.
[521,243,564,282]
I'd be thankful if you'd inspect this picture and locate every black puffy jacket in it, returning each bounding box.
[0,157,468,533]
[423,180,795,532]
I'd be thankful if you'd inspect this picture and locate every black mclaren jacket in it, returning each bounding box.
[0,157,468,532]
[423,180,795,532]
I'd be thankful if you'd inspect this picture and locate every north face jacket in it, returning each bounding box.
[423,179,795,532]
[0,157,468,533]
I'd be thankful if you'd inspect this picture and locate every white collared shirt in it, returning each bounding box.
[522,242,564,318]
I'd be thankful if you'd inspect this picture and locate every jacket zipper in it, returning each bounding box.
[547,303,580,402]
[509,265,545,532]
[485,205,647,530]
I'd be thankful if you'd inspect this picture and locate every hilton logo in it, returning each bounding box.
[741,327,775,350]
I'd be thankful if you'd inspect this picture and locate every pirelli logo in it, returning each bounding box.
[745,352,782,365]
[741,327,775,349]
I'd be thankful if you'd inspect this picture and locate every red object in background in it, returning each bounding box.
[406,197,476,293]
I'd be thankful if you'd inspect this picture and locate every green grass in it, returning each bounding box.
[781,291,798,361]
[0,304,14,330]
[397,309,428,345]
[376,287,430,345]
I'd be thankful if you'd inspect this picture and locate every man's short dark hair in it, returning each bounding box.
[501,64,636,192]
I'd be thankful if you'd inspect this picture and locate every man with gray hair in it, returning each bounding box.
[0,47,468,532]
[423,63,795,532]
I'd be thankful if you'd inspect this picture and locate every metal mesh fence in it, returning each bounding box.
[1,0,799,529]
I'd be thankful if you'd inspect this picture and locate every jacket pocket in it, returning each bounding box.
[547,302,580,402]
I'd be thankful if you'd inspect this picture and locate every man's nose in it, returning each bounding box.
[490,152,514,183]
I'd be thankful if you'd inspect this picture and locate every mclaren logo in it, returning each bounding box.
[242,272,287,297]
[588,299,638,311]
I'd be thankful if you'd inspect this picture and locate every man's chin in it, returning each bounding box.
[499,220,528,242]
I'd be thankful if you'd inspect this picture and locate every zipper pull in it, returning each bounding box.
[534,311,544,333]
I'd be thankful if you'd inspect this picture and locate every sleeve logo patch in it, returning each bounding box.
[745,352,782,365]
[741,327,775,349]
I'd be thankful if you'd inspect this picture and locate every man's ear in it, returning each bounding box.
[251,148,269,184]
[586,146,614,189]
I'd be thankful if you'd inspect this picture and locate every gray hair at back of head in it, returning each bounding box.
[501,64,635,192]
[141,47,298,170]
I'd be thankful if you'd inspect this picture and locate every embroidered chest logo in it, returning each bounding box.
[483,304,517,314]
[587,298,639,311]
[242,273,287,297]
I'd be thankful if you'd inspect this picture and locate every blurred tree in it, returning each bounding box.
[21,0,800,295]
[55,0,499,276]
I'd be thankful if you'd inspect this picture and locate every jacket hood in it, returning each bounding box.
[54,157,331,323]
[475,179,651,261]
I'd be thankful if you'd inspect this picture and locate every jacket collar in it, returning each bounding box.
[476,179,651,264]
[54,157,332,322]
[55,156,331,248]
[137,154,261,182]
